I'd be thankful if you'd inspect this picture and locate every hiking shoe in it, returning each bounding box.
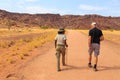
[63,64,66,66]
[57,69,61,72]
[93,68,98,71]
[93,64,98,71]
[88,63,92,68]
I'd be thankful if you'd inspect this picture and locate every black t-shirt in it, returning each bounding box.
[89,27,103,44]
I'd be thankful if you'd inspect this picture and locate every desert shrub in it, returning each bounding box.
[40,25,49,29]
[110,29,114,32]
[0,41,10,48]
[6,58,16,64]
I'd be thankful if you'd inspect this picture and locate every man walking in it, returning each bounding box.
[55,28,68,72]
[88,22,104,71]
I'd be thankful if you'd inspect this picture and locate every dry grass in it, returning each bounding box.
[0,28,57,66]
[103,30,120,44]
[0,28,57,77]
[0,27,47,37]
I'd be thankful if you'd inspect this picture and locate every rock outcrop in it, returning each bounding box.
[0,9,120,29]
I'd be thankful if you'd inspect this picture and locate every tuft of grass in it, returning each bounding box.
[23,53,29,56]
[23,38,32,43]
[6,58,16,64]
[19,54,24,60]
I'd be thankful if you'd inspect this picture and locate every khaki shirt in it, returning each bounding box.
[55,34,67,45]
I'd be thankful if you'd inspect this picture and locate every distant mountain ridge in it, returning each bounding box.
[0,9,120,29]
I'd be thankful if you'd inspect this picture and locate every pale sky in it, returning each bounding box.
[0,0,120,16]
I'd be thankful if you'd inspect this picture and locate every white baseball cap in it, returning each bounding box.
[91,22,96,25]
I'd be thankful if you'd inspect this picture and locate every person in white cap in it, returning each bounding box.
[88,22,104,71]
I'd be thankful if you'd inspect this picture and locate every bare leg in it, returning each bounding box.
[94,56,98,65]
[89,54,92,63]
[88,46,93,68]
[88,54,92,68]
[93,56,98,71]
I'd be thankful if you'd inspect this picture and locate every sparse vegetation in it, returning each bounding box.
[103,30,120,44]
[40,25,49,29]
[0,28,57,68]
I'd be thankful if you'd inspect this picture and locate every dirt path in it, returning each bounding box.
[9,30,120,80]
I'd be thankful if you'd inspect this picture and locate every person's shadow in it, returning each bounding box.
[62,64,120,72]
[98,66,120,71]
[62,65,88,71]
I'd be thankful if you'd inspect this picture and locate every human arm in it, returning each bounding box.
[100,35,104,41]
[55,40,57,48]
[88,30,92,47]
[55,35,58,48]
[64,35,68,47]
[100,30,104,41]
[88,36,91,47]
[65,40,68,47]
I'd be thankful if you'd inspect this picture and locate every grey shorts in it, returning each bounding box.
[88,43,100,57]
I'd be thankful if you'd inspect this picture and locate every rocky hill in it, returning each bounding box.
[0,9,120,29]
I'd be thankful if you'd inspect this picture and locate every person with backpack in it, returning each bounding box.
[55,28,68,72]
[88,22,104,71]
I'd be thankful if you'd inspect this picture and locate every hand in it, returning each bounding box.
[66,44,68,47]
[89,45,92,50]
[88,44,91,48]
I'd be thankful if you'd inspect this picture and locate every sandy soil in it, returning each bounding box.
[3,30,120,80]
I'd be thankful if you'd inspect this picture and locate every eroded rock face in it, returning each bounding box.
[0,9,120,29]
